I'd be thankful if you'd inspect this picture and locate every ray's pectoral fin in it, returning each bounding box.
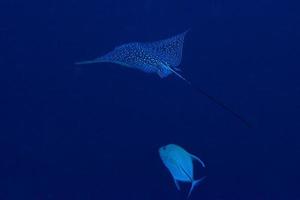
[190,154,206,168]
[75,58,104,65]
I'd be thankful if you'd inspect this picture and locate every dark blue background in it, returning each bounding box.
[1,0,300,199]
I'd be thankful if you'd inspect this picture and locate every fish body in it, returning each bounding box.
[159,144,206,198]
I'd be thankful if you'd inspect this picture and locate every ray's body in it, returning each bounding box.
[76,31,250,127]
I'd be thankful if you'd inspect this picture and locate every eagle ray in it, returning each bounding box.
[75,31,250,127]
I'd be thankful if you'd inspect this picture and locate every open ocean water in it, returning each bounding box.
[1,0,300,199]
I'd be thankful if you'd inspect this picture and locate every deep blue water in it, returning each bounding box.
[1,0,300,199]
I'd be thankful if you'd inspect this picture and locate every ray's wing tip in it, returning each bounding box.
[183,28,191,36]
[74,59,101,65]
[74,61,82,65]
[75,61,87,65]
[185,28,191,33]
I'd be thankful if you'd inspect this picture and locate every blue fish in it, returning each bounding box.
[76,31,250,127]
[159,144,206,198]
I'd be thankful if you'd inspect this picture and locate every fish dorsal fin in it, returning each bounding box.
[190,154,206,168]
[140,30,189,67]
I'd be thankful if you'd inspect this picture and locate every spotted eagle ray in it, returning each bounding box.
[76,31,250,127]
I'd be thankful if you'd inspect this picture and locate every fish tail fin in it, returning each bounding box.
[187,176,206,199]
[75,59,103,65]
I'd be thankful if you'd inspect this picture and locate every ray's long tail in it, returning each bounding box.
[169,68,251,128]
